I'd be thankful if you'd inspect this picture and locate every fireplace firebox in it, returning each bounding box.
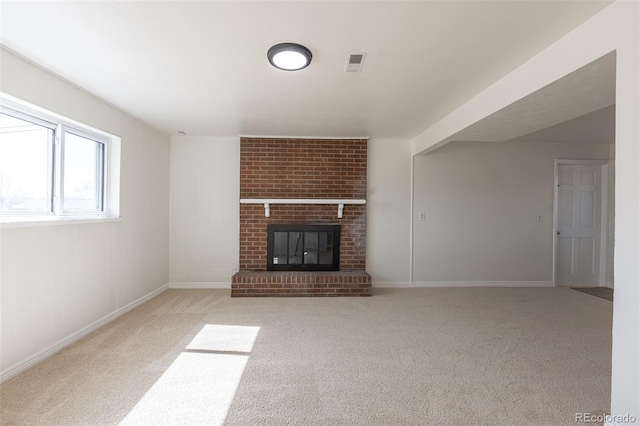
[266,224,340,271]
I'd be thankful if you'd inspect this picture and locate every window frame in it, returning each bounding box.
[0,105,57,217]
[0,99,113,223]
[57,125,109,216]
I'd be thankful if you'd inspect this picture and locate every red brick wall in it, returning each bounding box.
[239,137,367,271]
[232,271,372,297]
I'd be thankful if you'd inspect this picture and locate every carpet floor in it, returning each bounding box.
[0,287,612,425]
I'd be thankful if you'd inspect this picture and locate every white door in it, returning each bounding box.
[555,164,603,287]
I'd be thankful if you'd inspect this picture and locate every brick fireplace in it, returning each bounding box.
[231,137,372,297]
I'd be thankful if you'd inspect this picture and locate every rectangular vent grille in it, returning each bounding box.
[345,53,366,73]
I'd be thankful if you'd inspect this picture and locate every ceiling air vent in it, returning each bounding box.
[345,53,366,73]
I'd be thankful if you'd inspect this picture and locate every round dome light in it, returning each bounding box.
[267,43,312,71]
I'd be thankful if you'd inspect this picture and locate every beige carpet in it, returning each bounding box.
[0,288,612,426]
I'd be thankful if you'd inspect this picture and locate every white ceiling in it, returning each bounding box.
[445,51,616,144]
[0,1,613,139]
[507,105,615,145]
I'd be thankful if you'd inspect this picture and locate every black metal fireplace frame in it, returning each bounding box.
[266,224,341,271]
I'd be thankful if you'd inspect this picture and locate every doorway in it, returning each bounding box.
[553,160,609,287]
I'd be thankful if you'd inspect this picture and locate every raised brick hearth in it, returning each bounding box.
[232,137,371,297]
[232,271,372,297]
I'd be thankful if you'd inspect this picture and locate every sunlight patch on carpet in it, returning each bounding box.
[187,324,260,353]
[119,324,260,425]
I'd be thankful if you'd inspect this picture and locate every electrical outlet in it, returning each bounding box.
[419,212,426,221]
[546,203,553,212]
[537,214,543,223]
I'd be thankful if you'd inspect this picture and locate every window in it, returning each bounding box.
[61,129,105,213]
[0,101,112,221]
[0,111,54,214]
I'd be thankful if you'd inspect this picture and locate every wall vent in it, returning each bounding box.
[345,53,366,73]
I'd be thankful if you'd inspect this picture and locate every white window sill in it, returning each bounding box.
[0,216,121,229]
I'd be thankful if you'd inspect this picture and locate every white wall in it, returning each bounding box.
[411,1,639,419]
[413,141,611,284]
[0,48,170,379]
[366,138,411,286]
[168,137,413,288]
[169,136,239,287]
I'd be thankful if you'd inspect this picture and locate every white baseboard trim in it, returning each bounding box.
[0,284,169,384]
[168,282,231,289]
[411,281,554,288]
[372,282,412,288]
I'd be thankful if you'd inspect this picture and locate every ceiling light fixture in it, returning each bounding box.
[267,43,312,71]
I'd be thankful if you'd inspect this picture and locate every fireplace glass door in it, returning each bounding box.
[267,224,340,271]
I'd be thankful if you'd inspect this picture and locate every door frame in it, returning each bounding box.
[552,159,610,287]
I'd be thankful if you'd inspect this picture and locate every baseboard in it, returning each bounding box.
[411,281,555,288]
[168,282,231,289]
[0,284,169,384]
[372,282,411,288]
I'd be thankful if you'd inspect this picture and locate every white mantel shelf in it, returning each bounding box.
[239,198,366,218]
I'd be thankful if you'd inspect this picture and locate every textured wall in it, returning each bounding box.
[239,138,367,271]
[412,141,611,284]
[0,48,170,377]
[169,136,239,285]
